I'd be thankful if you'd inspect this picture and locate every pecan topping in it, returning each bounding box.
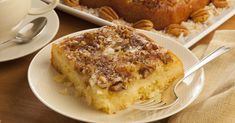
[97,75,109,89]
[165,24,189,37]
[190,8,209,23]
[63,0,79,7]
[133,19,154,31]
[157,52,173,64]
[133,0,177,8]
[109,82,127,92]
[96,81,109,89]
[116,26,134,39]
[212,0,228,8]
[138,66,154,78]
[59,26,172,92]
[143,43,159,50]
[98,6,119,21]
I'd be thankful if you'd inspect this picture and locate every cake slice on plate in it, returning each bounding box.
[51,26,184,114]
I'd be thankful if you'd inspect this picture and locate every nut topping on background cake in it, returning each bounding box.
[212,0,228,8]
[133,0,177,8]
[98,6,119,21]
[133,19,154,31]
[165,24,189,37]
[63,0,79,7]
[191,8,209,23]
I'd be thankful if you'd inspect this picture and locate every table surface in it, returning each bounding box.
[0,9,235,123]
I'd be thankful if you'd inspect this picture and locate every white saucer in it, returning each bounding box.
[0,0,59,62]
[28,28,205,123]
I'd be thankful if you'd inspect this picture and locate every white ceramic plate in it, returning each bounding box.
[43,0,235,48]
[28,28,205,123]
[0,0,59,62]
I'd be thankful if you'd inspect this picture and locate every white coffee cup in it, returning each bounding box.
[0,0,59,42]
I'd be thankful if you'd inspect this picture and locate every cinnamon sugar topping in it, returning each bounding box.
[59,26,172,91]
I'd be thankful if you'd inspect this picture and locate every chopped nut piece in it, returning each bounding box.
[98,6,119,21]
[191,8,209,23]
[143,43,159,50]
[116,26,134,39]
[63,0,79,7]
[109,82,127,92]
[97,77,109,89]
[165,24,189,37]
[212,0,228,8]
[133,20,154,31]
[157,52,173,64]
[115,64,134,78]
[138,66,154,78]
[99,75,108,83]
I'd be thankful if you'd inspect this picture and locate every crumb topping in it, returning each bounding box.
[59,26,172,92]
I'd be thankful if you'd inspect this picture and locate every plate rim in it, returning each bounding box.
[28,28,205,123]
[0,1,59,62]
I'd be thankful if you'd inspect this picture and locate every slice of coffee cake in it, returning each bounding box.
[51,26,184,114]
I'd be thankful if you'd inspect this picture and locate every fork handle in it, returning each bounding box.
[184,46,231,78]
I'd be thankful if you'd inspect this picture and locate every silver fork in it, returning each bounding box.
[132,46,231,111]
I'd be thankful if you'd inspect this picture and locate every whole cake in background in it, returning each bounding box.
[63,0,230,38]
[51,25,184,114]
[80,0,210,29]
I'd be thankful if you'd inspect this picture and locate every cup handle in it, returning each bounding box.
[28,0,59,15]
